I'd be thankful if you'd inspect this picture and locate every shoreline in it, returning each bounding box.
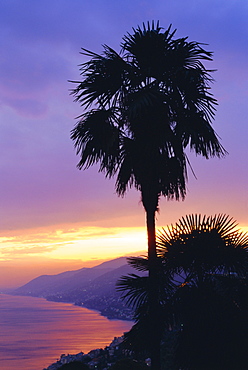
[0,293,133,370]
[7,291,134,322]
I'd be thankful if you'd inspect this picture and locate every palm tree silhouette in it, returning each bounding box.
[157,214,248,281]
[71,22,226,369]
[173,275,248,370]
[118,214,248,369]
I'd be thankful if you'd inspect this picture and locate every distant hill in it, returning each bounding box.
[14,257,128,296]
[12,256,146,320]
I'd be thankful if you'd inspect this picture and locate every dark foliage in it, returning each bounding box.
[58,361,89,370]
[118,215,248,369]
[110,358,148,370]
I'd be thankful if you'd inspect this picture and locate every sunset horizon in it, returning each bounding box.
[0,0,247,301]
[1,1,248,369]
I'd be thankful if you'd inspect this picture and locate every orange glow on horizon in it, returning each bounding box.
[0,225,147,260]
[0,225,147,288]
[1,222,248,289]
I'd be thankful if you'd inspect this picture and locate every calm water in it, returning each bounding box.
[0,294,132,370]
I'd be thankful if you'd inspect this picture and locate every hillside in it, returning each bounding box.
[14,257,128,296]
[13,256,145,320]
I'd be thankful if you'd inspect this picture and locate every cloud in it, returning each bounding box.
[0,222,147,262]
[0,42,72,117]
[0,225,140,246]
[2,97,47,117]
[0,244,60,256]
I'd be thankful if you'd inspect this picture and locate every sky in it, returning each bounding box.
[0,0,247,288]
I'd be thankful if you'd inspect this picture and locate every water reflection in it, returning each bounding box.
[0,294,132,370]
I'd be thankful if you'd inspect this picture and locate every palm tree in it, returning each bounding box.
[157,214,248,281]
[158,214,248,369]
[118,214,248,369]
[70,22,226,369]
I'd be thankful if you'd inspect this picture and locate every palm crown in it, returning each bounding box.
[71,22,225,210]
[118,214,248,307]
[157,213,248,280]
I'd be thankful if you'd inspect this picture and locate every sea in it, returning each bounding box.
[0,294,133,370]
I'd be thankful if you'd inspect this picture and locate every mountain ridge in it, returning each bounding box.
[12,256,145,320]
[13,256,129,296]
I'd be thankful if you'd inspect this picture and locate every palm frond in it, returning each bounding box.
[71,47,129,109]
[71,109,121,177]
[115,136,138,196]
[116,274,149,309]
[126,256,149,272]
[157,214,248,277]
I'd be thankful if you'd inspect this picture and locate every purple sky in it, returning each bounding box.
[0,0,248,286]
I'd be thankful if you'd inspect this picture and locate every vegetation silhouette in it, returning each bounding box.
[173,275,248,370]
[110,358,148,369]
[117,214,248,369]
[70,21,226,369]
[58,361,89,369]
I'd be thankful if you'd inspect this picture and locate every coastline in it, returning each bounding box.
[73,300,134,321]
[43,336,129,370]
[0,294,133,370]
[8,290,134,321]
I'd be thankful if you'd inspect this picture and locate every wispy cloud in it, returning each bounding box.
[0,244,60,256]
[0,225,146,258]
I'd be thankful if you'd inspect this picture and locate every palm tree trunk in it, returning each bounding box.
[146,207,161,370]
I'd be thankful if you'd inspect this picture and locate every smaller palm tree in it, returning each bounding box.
[117,214,248,369]
[157,213,248,281]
